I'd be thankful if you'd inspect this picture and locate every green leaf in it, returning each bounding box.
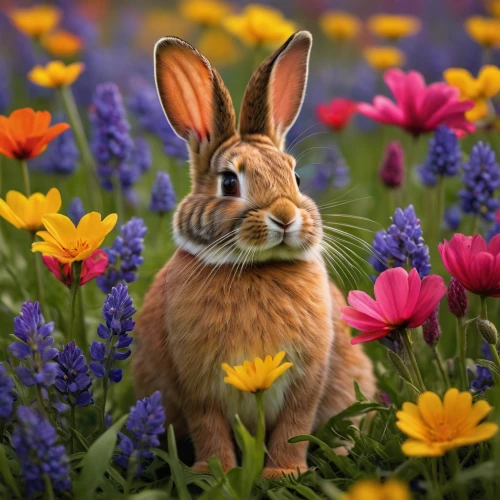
[74,413,128,500]
[353,381,368,402]
[166,425,191,500]
[0,444,21,499]
[129,491,171,500]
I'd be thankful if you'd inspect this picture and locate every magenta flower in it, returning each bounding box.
[439,234,500,297]
[358,69,475,137]
[341,267,447,344]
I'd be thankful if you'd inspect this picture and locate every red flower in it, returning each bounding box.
[316,98,358,131]
[42,249,108,287]
[341,267,446,344]
[357,69,475,136]
[439,234,500,297]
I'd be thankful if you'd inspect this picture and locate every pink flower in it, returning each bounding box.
[439,234,500,297]
[316,98,358,131]
[42,249,108,287]
[357,69,475,136]
[341,267,447,344]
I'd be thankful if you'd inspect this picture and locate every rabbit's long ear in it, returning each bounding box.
[238,31,312,150]
[155,37,236,157]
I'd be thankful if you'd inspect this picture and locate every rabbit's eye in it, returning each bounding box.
[295,172,301,187]
[222,172,240,197]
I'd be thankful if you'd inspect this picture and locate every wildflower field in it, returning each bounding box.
[3,0,500,499]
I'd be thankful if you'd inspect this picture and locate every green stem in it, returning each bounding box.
[43,475,55,500]
[402,329,426,392]
[36,384,48,419]
[255,391,266,468]
[30,232,47,315]
[456,317,468,391]
[404,135,419,201]
[435,175,445,239]
[77,287,87,352]
[70,405,75,454]
[431,458,441,500]
[480,297,500,370]
[470,215,478,236]
[69,262,82,343]
[20,159,31,196]
[113,175,125,221]
[60,85,102,211]
[433,347,450,389]
[449,449,467,500]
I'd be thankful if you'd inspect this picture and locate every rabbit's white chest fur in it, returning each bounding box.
[164,250,334,428]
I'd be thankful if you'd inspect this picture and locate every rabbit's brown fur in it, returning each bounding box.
[133,31,375,479]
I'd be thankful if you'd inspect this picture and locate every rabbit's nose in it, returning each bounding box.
[268,215,296,230]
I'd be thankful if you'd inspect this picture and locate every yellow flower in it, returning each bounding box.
[32,212,118,264]
[198,29,240,66]
[364,46,406,71]
[343,479,411,500]
[41,30,84,57]
[9,5,61,38]
[221,351,292,392]
[444,65,500,121]
[367,14,421,41]
[0,188,61,232]
[224,4,296,47]
[319,11,361,42]
[396,388,499,457]
[488,0,500,17]
[180,0,231,27]
[28,61,85,89]
[465,16,500,47]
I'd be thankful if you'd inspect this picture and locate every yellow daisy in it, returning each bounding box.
[221,351,292,392]
[396,388,499,457]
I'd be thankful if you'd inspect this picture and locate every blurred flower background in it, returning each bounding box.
[2,0,500,498]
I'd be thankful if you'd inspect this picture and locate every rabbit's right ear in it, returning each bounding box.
[155,37,236,158]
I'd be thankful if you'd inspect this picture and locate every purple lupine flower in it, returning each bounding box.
[380,141,404,189]
[370,205,431,278]
[149,171,176,214]
[96,217,147,293]
[0,362,15,418]
[55,341,92,407]
[115,391,165,475]
[459,141,500,222]
[486,208,500,242]
[131,136,152,174]
[418,126,461,187]
[67,197,85,225]
[422,306,441,347]
[37,115,79,175]
[0,58,10,114]
[8,302,58,388]
[311,146,351,191]
[90,82,134,191]
[447,277,468,318]
[127,77,188,161]
[470,343,495,393]
[89,283,136,383]
[12,406,71,496]
[443,205,461,231]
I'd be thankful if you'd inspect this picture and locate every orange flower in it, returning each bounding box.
[9,5,61,38]
[41,29,84,57]
[0,109,70,161]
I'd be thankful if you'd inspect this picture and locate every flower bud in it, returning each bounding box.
[379,141,404,188]
[388,350,413,384]
[423,306,441,347]
[447,277,468,318]
[477,319,498,345]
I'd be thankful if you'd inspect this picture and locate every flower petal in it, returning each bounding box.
[374,267,410,325]
[407,274,446,327]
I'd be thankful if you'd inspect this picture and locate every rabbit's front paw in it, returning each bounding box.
[262,465,308,480]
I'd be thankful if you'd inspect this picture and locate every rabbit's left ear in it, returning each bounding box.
[238,31,312,150]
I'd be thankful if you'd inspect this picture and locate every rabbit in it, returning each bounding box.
[132,30,376,479]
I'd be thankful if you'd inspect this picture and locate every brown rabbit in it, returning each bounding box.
[133,31,376,479]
